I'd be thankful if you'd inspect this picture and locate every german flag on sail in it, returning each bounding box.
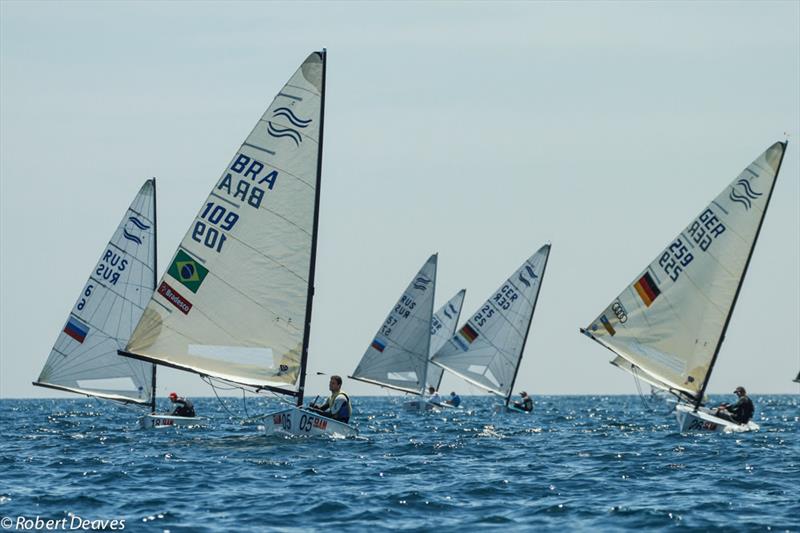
[459,323,479,344]
[634,271,661,307]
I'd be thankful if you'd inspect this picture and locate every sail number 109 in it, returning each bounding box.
[192,202,240,253]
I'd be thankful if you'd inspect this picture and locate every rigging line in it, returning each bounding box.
[242,389,250,419]
[632,368,655,413]
[204,376,245,420]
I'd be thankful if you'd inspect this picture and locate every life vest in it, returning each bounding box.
[328,390,352,422]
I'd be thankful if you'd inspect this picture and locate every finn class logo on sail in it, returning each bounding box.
[267,107,312,146]
[517,265,538,287]
[728,178,762,210]
[122,216,150,245]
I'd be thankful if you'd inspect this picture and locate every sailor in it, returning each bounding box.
[426,386,442,406]
[714,386,754,424]
[169,392,196,417]
[445,391,461,407]
[309,375,351,423]
[512,391,533,412]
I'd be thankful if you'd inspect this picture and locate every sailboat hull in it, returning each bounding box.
[674,403,758,433]
[494,404,532,414]
[260,407,357,438]
[402,399,458,412]
[139,414,204,429]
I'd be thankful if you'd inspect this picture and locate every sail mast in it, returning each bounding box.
[150,177,158,414]
[504,244,551,406]
[694,141,788,409]
[296,48,327,407]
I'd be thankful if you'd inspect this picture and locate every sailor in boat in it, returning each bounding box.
[426,386,443,406]
[443,391,461,407]
[512,391,533,412]
[713,386,754,425]
[309,375,352,423]
[168,392,196,417]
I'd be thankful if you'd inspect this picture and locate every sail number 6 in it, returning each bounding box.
[76,284,94,310]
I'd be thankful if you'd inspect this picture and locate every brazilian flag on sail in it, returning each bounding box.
[168,249,208,293]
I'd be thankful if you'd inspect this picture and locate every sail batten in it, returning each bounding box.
[36,180,157,405]
[122,52,327,395]
[431,244,551,399]
[582,142,787,402]
[351,255,438,395]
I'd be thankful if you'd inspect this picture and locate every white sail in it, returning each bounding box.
[610,356,671,392]
[35,180,157,404]
[582,142,787,401]
[351,255,438,394]
[431,244,551,400]
[426,289,466,390]
[124,52,325,391]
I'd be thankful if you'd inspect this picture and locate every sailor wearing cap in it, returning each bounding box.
[714,386,754,424]
[512,391,533,412]
[168,392,196,417]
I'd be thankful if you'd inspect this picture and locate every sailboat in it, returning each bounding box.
[34,180,198,427]
[581,142,787,433]
[348,255,465,410]
[431,244,551,414]
[410,288,467,410]
[793,372,799,384]
[119,50,355,437]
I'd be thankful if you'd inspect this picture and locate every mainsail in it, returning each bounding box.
[581,142,787,405]
[35,180,157,405]
[431,244,551,404]
[426,289,466,390]
[350,255,438,394]
[122,51,327,403]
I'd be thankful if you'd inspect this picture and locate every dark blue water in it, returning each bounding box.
[1,395,797,531]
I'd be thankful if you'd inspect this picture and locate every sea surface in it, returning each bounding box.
[0,395,798,532]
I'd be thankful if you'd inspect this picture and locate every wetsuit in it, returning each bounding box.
[718,395,754,424]
[172,398,196,417]
[513,396,533,412]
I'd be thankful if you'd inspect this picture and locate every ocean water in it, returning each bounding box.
[0,395,797,532]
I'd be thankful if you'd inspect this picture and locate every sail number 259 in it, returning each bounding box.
[192,202,240,253]
[659,238,693,282]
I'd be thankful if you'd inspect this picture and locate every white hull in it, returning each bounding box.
[139,414,204,429]
[674,403,759,433]
[260,407,357,438]
[402,399,458,412]
[494,404,532,414]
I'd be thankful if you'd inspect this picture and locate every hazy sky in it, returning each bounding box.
[1,1,798,401]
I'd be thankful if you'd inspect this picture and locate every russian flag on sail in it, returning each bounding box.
[63,317,89,343]
[371,338,386,353]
